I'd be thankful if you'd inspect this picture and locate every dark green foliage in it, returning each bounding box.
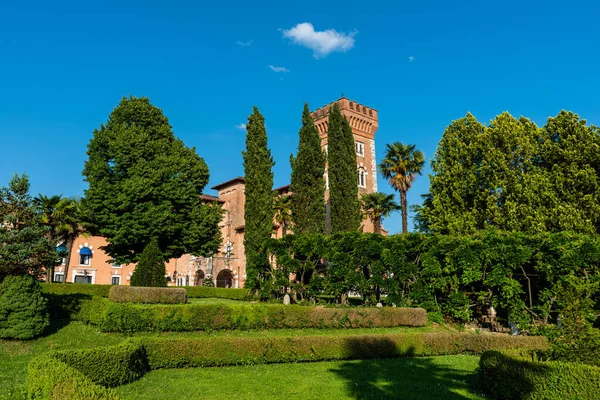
[202,275,215,287]
[0,275,49,339]
[130,239,167,287]
[26,354,119,399]
[480,350,600,400]
[360,192,401,234]
[82,96,222,264]
[290,104,326,235]
[327,104,361,233]
[0,174,57,280]
[421,111,600,234]
[77,296,427,332]
[269,231,600,327]
[242,107,275,291]
[51,340,148,387]
[109,286,186,304]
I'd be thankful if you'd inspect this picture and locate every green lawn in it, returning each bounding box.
[0,320,456,399]
[116,355,486,400]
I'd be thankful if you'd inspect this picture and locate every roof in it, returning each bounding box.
[274,184,291,193]
[200,194,224,204]
[211,176,245,191]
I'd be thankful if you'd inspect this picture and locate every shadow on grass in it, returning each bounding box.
[331,338,483,400]
[43,293,92,336]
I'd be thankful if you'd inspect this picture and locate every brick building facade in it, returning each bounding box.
[55,97,380,288]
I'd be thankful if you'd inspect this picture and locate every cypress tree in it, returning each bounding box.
[328,104,361,233]
[290,104,326,235]
[130,239,167,287]
[243,107,275,291]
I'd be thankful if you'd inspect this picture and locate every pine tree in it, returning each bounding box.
[327,104,361,233]
[130,239,167,287]
[243,107,275,291]
[290,104,326,235]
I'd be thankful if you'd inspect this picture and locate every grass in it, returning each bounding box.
[0,320,455,399]
[116,355,487,400]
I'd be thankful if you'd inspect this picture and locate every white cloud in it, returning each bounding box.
[235,123,246,130]
[408,56,415,63]
[236,40,253,46]
[268,65,290,73]
[282,22,357,59]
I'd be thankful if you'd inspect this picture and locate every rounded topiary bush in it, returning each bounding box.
[0,275,49,339]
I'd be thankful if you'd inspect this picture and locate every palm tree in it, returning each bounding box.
[378,142,425,233]
[360,192,401,234]
[34,195,86,282]
[273,194,292,236]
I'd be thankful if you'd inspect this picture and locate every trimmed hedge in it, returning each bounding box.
[77,297,428,332]
[51,340,148,387]
[140,333,547,369]
[480,350,600,400]
[183,286,255,300]
[41,283,112,298]
[108,286,186,304]
[26,354,118,400]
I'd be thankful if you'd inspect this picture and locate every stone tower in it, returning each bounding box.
[310,97,380,232]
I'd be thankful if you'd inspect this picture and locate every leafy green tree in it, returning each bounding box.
[290,104,326,235]
[360,192,400,234]
[243,107,275,291]
[130,239,167,287]
[0,275,49,339]
[82,96,222,264]
[378,142,425,233]
[273,194,292,236]
[328,104,361,233]
[0,174,57,280]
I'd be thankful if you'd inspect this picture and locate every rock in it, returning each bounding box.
[283,294,291,305]
[376,302,383,308]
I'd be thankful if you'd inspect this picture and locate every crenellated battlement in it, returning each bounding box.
[310,97,379,137]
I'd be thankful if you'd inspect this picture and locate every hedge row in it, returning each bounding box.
[108,286,187,304]
[26,354,118,400]
[77,297,428,332]
[41,283,112,297]
[183,286,255,300]
[479,350,600,400]
[140,333,547,369]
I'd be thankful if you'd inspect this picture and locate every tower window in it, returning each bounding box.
[355,141,365,157]
[358,170,367,188]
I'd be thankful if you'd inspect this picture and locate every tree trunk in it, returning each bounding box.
[63,236,75,283]
[401,190,408,233]
[282,222,287,237]
[374,217,381,234]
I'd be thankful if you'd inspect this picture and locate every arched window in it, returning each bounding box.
[358,169,367,188]
[79,247,92,266]
[217,269,234,288]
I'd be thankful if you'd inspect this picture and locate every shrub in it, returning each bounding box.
[51,340,148,387]
[130,239,167,287]
[140,333,546,369]
[480,350,600,400]
[109,286,186,304]
[0,275,49,339]
[184,286,254,300]
[41,283,111,297]
[26,354,118,400]
[78,298,428,332]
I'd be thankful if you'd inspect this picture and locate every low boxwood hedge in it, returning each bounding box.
[183,286,255,300]
[108,286,187,304]
[140,332,547,369]
[26,332,546,399]
[479,350,600,400]
[77,297,428,332]
[41,283,112,298]
[26,354,118,400]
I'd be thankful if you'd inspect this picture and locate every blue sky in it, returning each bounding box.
[1,0,599,234]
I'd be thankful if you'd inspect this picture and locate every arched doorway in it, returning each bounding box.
[195,270,205,286]
[216,269,233,288]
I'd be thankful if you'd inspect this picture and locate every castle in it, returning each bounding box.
[52,97,380,288]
